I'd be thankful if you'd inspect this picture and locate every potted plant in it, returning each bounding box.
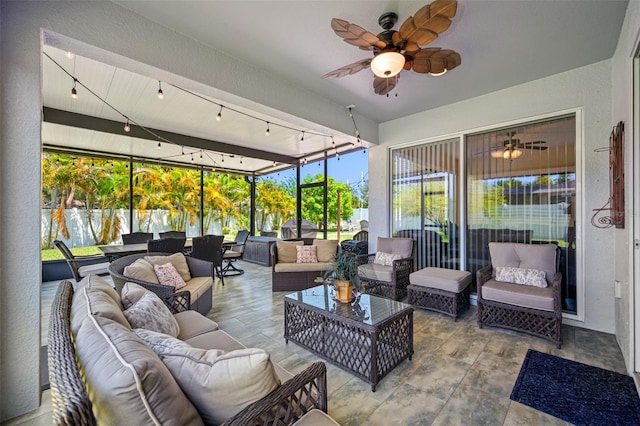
[326,252,361,303]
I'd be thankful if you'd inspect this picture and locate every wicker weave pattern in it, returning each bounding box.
[359,255,413,301]
[477,264,563,348]
[407,284,470,320]
[284,297,413,391]
[48,281,97,426]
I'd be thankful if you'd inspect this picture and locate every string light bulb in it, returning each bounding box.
[71,79,78,99]
[124,120,131,132]
[300,131,305,143]
[216,105,223,121]
[331,137,336,148]
[200,151,203,159]
[221,154,224,163]
[157,81,164,99]
[336,149,340,160]
[265,122,270,136]
[157,141,161,150]
[273,161,277,167]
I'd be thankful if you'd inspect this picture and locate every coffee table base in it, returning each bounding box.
[284,299,413,391]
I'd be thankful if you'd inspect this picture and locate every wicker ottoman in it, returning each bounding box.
[408,267,472,320]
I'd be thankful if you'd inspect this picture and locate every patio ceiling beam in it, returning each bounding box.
[43,107,299,165]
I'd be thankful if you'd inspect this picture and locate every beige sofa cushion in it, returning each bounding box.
[182,276,213,301]
[274,262,333,273]
[75,316,202,426]
[145,253,191,282]
[123,258,159,284]
[489,242,557,283]
[124,291,180,337]
[358,263,393,283]
[377,237,413,259]
[482,279,555,311]
[409,267,471,293]
[71,275,130,335]
[313,239,338,262]
[276,240,304,263]
[184,329,295,384]
[175,310,219,340]
[134,329,280,425]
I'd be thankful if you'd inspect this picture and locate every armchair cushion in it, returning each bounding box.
[123,258,159,284]
[313,239,338,262]
[296,245,318,263]
[495,267,547,288]
[145,253,192,282]
[489,242,557,283]
[358,263,394,282]
[124,291,180,337]
[134,329,280,425]
[153,263,187,290]
[374,251,402,266]
[276,240,304,263]
[378,237,413,259]
[481,279,555,311]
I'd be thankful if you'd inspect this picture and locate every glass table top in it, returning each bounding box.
[285,285,412,326]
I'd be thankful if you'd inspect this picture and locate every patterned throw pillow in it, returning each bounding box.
[373,251,402,267]
[124,291,180,337]
[296,245,318,263]
[494,266,548,288]
[134,328,280,425]
[153,263,187,290]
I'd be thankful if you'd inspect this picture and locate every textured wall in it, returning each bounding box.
[371,59,616,333]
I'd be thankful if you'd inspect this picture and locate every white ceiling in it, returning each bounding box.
[42,0,628,174]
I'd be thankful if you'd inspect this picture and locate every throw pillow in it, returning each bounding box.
[124,291,180,337]
[153,262,187,290]
[134,328,281,425]
[296,245,318,263]
[276,240,304,263]
[123,258,159,284]
[120,282,151,310]
[373,251,402,267]
[313,239,338,262]
[494,266,548,288]
[145,253,191,282]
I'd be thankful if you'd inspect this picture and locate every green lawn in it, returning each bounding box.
[43,231,361,261]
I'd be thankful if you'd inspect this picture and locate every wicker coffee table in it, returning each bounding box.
[284,285,414,391]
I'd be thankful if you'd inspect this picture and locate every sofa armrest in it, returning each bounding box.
[222,362,328,426]
[476,264,492,300]
[161,290,191,314]
[186,256,214,278]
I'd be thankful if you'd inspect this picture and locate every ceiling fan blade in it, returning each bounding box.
[322,58,372,79]
[520,140,547,145]
[397,0,458,47]
[331,18,386,50]
[409,48,461,74]
[373,75,398,95]
[523,146,548,150]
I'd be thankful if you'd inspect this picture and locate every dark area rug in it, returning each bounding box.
[511,349,640,425]
[40,345,50,391]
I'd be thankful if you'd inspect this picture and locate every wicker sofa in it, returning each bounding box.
[48,275,335,425]
[109,252,213,315]
[271,239,337,292]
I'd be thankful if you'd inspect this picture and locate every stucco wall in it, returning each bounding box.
[611,0,639,374]
[370,59,615,333]
[0,0,378,420]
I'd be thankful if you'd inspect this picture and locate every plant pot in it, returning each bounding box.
[335,279,353,303]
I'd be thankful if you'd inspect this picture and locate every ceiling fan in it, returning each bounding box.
[491,132,548,159]
[322,0,461,96]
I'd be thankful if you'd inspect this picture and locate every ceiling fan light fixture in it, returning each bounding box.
[370,51,405,78]
[491,147,523,159]
[429,68,448,77]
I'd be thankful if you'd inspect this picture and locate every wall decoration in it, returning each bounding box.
[591,121,624,229]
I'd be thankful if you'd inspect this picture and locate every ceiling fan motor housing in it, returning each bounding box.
[378,12,398,30]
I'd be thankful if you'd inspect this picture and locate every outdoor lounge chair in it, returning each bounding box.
[53,239,110,282]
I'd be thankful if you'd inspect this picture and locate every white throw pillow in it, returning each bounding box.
[124,291,180,337]
[494,266,548,288]
[153,262,187,290]
[134,329,280,425]
[373,251,402,267]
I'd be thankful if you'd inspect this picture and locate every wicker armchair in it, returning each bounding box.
[357,237,414,301]
[109,252,213,315]
[477,242,562,348]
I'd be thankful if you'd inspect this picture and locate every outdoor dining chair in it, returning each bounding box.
[190,235,226,285]
[121,232,154,245]
[147,237,186,254]
[53,240,110,282]
[222,230,250,276]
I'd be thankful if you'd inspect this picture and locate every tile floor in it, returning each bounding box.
[5,260,630,425]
